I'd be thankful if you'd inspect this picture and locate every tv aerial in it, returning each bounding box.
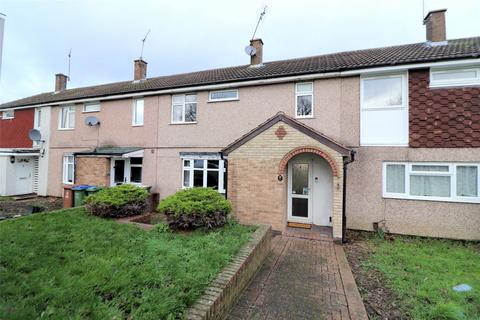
[245,5,267,56]
[85,115,100,126]
[140,29,151,59]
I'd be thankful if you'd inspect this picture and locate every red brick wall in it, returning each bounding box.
[0,108,35,148]
[409,69,480,148]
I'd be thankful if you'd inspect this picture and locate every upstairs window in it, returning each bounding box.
[83,102,101,113]
[383,162,479,203]
[360,74,408,146]
[2,109,14,119]
[295,82,313,118]
[132,99,144,126]
[430,66,480,88]
[209,89,238,102]
[172,94,197,123]
[59,106,75,129]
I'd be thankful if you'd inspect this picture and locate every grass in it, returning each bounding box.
[0,208,254,319]
[364,235,480,320]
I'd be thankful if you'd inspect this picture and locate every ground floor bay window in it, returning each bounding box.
[383,162,479,203]
[181,156,226,193]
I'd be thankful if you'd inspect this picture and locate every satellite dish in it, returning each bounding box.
[28,129,42,142]
[85,115,100,126]
[244,45,257,56]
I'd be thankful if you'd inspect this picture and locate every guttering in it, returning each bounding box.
[342,150,356,243]
[6,58,480,111]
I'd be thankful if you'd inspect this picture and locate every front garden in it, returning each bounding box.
[0,186,255,319]
[345,231,480,320]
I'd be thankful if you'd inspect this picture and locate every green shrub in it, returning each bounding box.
[157,188,232,230]
[85,184,149,218]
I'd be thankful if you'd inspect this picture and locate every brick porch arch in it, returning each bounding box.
[278,146,340,177]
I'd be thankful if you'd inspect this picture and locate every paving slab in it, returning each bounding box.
[227,235,367,320]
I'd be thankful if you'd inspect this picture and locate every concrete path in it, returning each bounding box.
[227,235,368,320]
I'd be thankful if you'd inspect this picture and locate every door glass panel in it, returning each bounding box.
[114,160,125,184]
[292,163,309,195]
[292,198,308,217]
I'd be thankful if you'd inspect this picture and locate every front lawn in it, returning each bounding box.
[0,208,254,319]
[345,232,480,320]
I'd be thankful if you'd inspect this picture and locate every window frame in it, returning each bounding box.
[82,102,101,113]
[58,105,75,130]
[109,157,143,186]
[208,89,239,102]
[382,162,480,203]
[360,73,409,146]
[295,82,314,119]
[132,98,144,126]
[2,109,14,119]
[171,94,198,124]
[181,157,226,193]
[430,66,480,88]
[62,154,75,185]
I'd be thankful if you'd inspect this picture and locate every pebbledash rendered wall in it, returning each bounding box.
[346,147,480,240]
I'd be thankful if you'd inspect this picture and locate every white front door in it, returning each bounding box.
[14,157,34,195]
[111,158,126,186]
[288,160,313,223]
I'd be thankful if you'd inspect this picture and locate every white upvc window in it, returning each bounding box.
[171,94,197,124]
[132,98,144,126]
[2,109,14,119]
[34,108,41,129]
[182,158,226,193]
[63,154,75,184]
[430,66,480,88]
[83,102,101,113]
[208,89,239,102]
[58,106,75,129]
[295,82,313,118]
[360,73,408,146]
[129,157,143,184]
[383,162,480,203]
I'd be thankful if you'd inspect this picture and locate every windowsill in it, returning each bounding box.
[429,82,480,89]
[360,143,409,147]
[63,182,74,185]
[2,118,14,120]
[132,124,144,127]
[295,115,314,119]
[58,128,75,131]
[383,194,480,204]
[82,110,100,113]
[207,98,239,103]
[170,121,198,125]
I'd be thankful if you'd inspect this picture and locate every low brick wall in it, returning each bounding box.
[186,224,272,320]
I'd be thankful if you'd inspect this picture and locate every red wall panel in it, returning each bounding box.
[409,69,480,148]
[0,108,35,148]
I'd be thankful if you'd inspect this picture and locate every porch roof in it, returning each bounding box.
[221,112,353,157]
[74,147,143,157]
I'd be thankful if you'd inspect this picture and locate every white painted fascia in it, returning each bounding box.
[6,58,480,110]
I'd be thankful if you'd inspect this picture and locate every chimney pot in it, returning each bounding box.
[134,59,147,81]
[250,39,263,66]
[424,9,447,42]
[55,73,68,92]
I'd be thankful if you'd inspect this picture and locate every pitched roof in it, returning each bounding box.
[221,112,353,157]
[2,36,479,110]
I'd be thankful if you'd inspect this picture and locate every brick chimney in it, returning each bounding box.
[134,59,147,81]
[55,73,68,91]
[250,39,263,65]
[423,9,447,42]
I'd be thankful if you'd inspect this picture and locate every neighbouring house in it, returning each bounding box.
[0,103,51,196]
[0,9,478,241]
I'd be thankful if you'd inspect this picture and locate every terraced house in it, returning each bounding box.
[1,9,479,241]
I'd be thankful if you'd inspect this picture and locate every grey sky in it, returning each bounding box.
[0,0,479,103]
